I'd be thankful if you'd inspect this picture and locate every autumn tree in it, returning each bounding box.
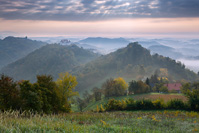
[114,77,128,96]
[129,80,150,94]
[56,72,78,112]
[103,77,128,98]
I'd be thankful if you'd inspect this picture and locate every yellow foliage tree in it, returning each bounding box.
[56,72,78,112]
[114,77,128,96]
[114,77,128,90]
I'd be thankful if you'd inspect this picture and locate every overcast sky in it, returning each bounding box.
[0,0,199,37]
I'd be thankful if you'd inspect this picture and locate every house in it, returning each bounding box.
[164,83,182,93]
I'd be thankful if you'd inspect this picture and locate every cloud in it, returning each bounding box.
[0,0,198,21]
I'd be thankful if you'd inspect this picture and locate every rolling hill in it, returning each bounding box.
[0,44,99,82]
[0,36,46,69]
[148,45,183,59]
[79,37,130,47]
[71,42,199,93]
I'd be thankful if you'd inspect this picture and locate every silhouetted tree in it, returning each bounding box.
[0,74,20,110]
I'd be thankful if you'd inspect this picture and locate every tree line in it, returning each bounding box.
[0,72,78,113]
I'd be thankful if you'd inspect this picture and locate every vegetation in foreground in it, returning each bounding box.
[0,110,199,132]
[82,93,187,111]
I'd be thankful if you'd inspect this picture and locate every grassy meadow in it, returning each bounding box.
[0,110,199,132]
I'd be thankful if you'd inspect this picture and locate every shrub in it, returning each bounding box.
[96,105,99,112]
[126,98,136,110]
[152,99,165,110]
[167,99,186,110]
[104,98,188,111]
[104,99,123,111]
[99,104,105,112]
[135,99,154,110]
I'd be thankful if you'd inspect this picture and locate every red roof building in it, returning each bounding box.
[164,83,182,93]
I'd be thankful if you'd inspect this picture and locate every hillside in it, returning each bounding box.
[0,36,46,69]
[0,44,99,82]
[72,42,199,93]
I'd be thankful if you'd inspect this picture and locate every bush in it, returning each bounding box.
[152,99,165,110]
[104,99,123,111]
[126,98,136,110]
[167,99,186,110]
[96,105,99,112]
[99,104,105,112]
[135,99,154,110]
[105,98,188,111]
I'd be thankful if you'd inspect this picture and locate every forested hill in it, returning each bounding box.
[0,36,46,69]
[72,42,199,93]
[0,44,99,82]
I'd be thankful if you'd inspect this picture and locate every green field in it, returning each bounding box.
[82,93,187,111]
[0,110,198,132]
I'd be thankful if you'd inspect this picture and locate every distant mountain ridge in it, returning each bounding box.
[79,37,130,45]
[78,37,130,54]
[148,45,183,59]
[1,44,99,82]
[0,36,46,69]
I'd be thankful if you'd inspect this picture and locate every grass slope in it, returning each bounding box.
[83,93,187,111]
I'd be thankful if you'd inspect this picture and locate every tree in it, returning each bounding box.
[114,77,128,96]
[159,86,168,93]
[19,80,43,112]
[182,82,199,111]
[152,83,164,93]
[149,74,159,87]
[36,75,58,113]
[0,74,20,110]
[102,78,115,98]
[92,87,102,101]
[83,90,93,103]
[145,78,150,86]
[102,77,127,98]
[76,97,87,112]
[56,72,78,112]
[129,80,150,94]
